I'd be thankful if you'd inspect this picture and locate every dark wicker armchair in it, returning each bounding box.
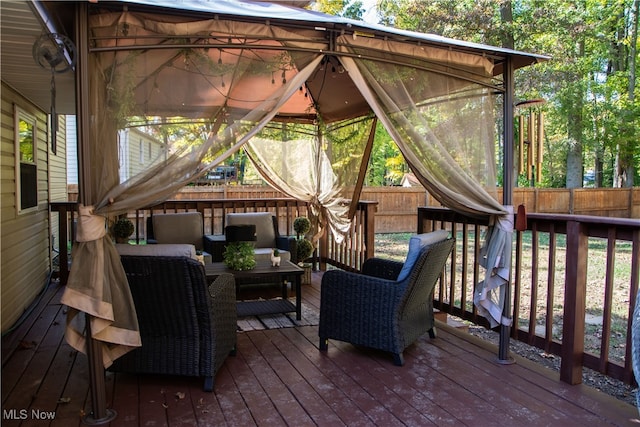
[110,256,237,391]
[319,233,455,366]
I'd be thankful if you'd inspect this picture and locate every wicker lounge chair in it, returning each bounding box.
[319,231,455,366]
[110,255,237,391]
[147,212,213,263]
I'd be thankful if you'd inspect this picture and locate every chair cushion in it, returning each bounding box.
[254,247,291,263]
[116,243,197,259]
[226,212,275,248]
[396,230,450,282]
[152,212,204,250]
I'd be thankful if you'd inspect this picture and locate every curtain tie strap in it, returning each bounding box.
[76,204,107,242]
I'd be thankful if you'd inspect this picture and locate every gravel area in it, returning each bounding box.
[467,324,638,407]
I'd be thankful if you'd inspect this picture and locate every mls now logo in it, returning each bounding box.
[3,409,56,420]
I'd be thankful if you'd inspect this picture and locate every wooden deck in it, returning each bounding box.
[2,272,638,427]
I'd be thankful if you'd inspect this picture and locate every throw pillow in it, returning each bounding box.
[396,230,449,282]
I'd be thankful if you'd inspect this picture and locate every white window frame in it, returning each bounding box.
[14,105,38,214]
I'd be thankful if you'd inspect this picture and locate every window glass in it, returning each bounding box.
[15,106,38,212]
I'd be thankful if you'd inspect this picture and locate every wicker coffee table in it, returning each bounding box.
[205,260,304,319]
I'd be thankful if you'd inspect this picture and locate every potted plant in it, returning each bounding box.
[223,241,256,271]
[270,248,281,267]
[112,217,134,244]
[293,216,314,263]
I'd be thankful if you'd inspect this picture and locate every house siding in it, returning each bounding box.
[66,115,77,185]
[119,128,166,181]
[49,115,68,270]
[1,82,52,333]
[50,115,67,202]
[69,125,165,185]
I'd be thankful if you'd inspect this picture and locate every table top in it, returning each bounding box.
[205,259,303,278]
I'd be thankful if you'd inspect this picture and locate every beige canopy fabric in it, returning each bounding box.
[63,1,546,362]
[335,38,512,327]
[62,7,325,363]
[245,117,377,243]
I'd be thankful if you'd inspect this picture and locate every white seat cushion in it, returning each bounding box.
[116,243,197,260]
[253,247,291,263]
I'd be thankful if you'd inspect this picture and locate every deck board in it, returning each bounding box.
[292,326,434,426]
[234,333,307,426]
[108,373,139,427]
[2,274,638,427]
[267,328,376,427]
[438,329,628,425]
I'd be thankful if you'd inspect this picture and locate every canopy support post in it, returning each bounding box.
[75,3,117,424]
[348,117,377,220]
[83,315,117,425]
[498,56,515,365]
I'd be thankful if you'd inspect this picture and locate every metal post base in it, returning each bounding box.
[83,409,117,425]
[496,323,516,365]
[496,356,516,365]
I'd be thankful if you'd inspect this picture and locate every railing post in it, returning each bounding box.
[59,205,70,286]
[561,220,588,384]
[363,202,377,262]
[498,54,515,364]
[417,207,425,234]
[319,225,329,271]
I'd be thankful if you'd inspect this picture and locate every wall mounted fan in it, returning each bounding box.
[32,33,77,155]
[32,33,76,74]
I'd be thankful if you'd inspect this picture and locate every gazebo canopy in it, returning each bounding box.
[60,0,548,375]
[93,0,545,124]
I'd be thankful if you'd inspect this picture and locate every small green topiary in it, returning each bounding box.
[293,216,313,262]
[112,217,134,242]
[223,241,256,271]
[296,238,313,262]
[293,216,311,238]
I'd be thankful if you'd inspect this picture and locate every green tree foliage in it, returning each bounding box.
[313,0,364,19]
[313,0,346,16]
[367,122,405,186]
[377,0,639,188]
[18,119,34,163]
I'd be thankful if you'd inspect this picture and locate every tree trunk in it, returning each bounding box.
[624,0,638,187]
[565,41,585,189]
[590,82,603,188]
[566,139,583,188]
[613,0,637,187]
[500,1,515,49]
[595,156,604,187]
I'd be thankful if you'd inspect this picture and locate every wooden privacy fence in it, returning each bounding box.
[67,185,640,234]
[365,187,638,232]
[169,186,640,225]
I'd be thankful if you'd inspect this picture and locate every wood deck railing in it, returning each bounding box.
[50,199,378,285]
[418,206,640,386]
[49,200,638,386]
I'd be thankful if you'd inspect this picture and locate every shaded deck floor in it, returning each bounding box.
[2,271,638,426]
